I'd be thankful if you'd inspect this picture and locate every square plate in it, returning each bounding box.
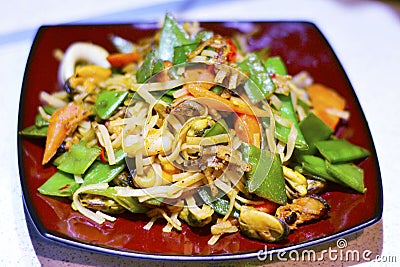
[18,21,382,260]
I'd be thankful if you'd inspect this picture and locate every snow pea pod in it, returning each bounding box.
[203,119,228,137]
[136,50,164,83]
[96,90,128,120]
[298,154,336,182]
[242,143,286,205]
[82,161,125,186]
[38,171,80,197]
[315,139,370,164]
[197,187,240,218]
[35,114,49,128]
[19,125,48,137]
[95,90,128,120]
[265,56,287,75]
[158,13,192,62]
[325,161,366,193]
[297,112,333,155]
[264,55,308,150]
[173,43,199,65]
[238,53,275,103]
[57,141,101,175]
[272,94,308,150]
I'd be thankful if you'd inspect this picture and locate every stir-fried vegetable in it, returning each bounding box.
[20,13,371,246]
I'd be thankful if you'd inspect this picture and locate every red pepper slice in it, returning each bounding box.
[226,38,237,62]
[99,147,107,163]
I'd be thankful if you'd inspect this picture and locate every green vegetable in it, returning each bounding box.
[35,114,49,128]
[114,149,127,165]
[197,188,240,218]
[210,85,224,95]
[238,53,275,103]
[263,56,309,150]
[326,161,366,193]
[53,152,68,166]
[272,94,308,150]
[242,143,286,205]
[315,139,370,163]
[158,13,191,61]
[194,30,213,42]
[144,197,164,206]
[173,43,199,65]
[136,50,164,83]
[297,113,333,155]
[203,119,228,137]
[298,154,337,183]
[38,171,80,197]
[19,125,48,137]
[42,105,56,115]
[82,161,125,186]
[57,141,101,175]
[95,90,128,120]
[161,94,174,105]
[84,187,148,213]
[265,56,287,75]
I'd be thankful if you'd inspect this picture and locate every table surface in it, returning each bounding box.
[2,0,400,266]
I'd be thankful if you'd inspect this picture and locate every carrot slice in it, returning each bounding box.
[234,114,261,148]
[307,83,346,130]
[106,52,141,68]
[42,103,90,164]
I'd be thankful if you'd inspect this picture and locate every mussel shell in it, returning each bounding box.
[239,206,290,242]
[79,193,125,214]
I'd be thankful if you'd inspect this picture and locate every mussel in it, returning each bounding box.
[79,193,125,214]
[239,206,290,242]
[275,195,330,230]
[179,205,214,227]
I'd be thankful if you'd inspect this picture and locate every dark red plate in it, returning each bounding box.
[18,21,382,260]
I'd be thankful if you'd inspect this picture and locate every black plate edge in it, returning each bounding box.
[17,20,383,261]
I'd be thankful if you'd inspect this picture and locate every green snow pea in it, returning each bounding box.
[111,149,127,165]
[95,90,128,120]
[197,187,240,218]
[19,125,48,137]
[35,114,49,128]
[238,53,276,103]
[158,13,192,61]
[263,56,309,150]
[315,139,370,163]
[297,112,333,155]
[136,50,164,83]
[194,30,213,42]
[38,171,80,197]
[210,85,224,95]
[57,141,101,175]
[82,161,125,186]
[271,94,308,150]
[265,56,287,75]
[298,154,337,183]
[173,43,199,65]
[242,143,286,205]
[325,161,366,193]
[203,119,228,137]
[144,198,164,206]
[42,105,56,115]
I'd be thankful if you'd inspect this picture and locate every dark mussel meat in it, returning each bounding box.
[275,195,330,230]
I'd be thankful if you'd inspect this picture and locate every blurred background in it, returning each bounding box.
[1,0,399,266]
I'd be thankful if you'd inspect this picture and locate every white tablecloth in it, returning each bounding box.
[1,0,399,266]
